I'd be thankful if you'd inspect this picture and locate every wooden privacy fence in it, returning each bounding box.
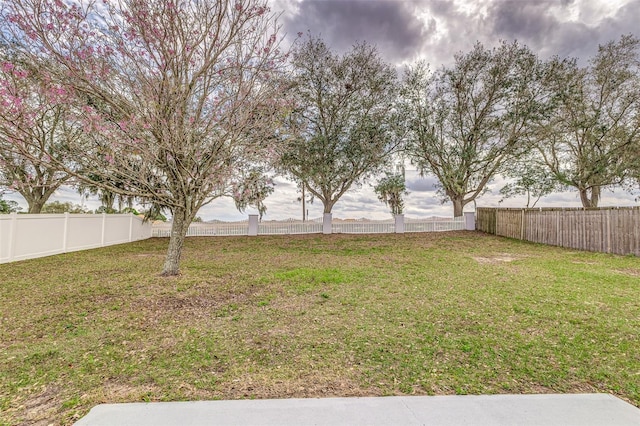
[476,207,640,256]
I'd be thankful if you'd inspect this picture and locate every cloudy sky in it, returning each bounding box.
[6,0,640,220]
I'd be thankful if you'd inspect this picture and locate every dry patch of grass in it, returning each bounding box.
[1,231,639,425]
[472,253,526,264]
[614,268,640,277]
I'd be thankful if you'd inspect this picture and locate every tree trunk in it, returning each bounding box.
[102,191,116,212]
[302,186,306,222]
[452,197,464,217]
[323,199,334,214]
[579,186,601,208]
[161,207,191,276]
[26,197,45,214]
[27,200,45,214]
[23,185,59,214]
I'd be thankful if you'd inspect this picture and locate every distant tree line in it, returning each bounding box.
[1,0,639,274]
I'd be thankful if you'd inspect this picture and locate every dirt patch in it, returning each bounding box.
[223,375,378,400]
[472,254,520,264]
[614,268,640,277]
[19,385,61,425]
[135,287,257,322]
[98,382,159,403]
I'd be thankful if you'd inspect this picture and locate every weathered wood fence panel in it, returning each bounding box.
[476,208,497,235]
[476,207,640,256]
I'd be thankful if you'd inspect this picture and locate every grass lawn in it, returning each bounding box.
[1,231,639,425]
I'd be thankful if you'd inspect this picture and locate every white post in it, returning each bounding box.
[322,213,332,234]
[62,212,70,252]
[101,213,107,246]
[8,212,18,262]
[394,214,405,234]
[129,213,134,242]
[464,212,475,230]
[248,214,259,236]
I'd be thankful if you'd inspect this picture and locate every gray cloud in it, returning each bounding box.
[485,0,640,64]
[406,174,440,192]
[274,0,640,73]
[282,0,426,63]
[489,0,561,42]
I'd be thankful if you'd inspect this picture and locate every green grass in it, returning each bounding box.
[1,231,639,425]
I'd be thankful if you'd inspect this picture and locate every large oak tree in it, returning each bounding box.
[279,37,402,214]
[535,35,640,208]
[403,42,555,216]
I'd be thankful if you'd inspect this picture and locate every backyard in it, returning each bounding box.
[1,231,639,425]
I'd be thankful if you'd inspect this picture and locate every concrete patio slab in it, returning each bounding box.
[74,393,640,426]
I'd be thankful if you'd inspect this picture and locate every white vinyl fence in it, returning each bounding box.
[152,221,251,237]
[0,213,152,264]
[152,213,473,238]
[405,217,467,232]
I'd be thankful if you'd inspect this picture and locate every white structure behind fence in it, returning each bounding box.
[0,213,152,264]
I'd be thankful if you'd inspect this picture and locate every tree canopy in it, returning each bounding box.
[279,36,402,214]
[0,47,77,213]
[402,41,556,216]
[1,0,639,273]
[3,0,288,275]
[534,35,640,208]
[374,172,408,217]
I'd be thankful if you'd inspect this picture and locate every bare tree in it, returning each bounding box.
[279,37,402,214]
[3,0,288,275]
[403,42,554,216]
[536,35,640,207]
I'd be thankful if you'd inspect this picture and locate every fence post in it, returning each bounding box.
[129,213,134,242]
[494,208,498,234]
[520,209,525,240]
[7,212,18,262]
[101,213,107,246]
[248,215,259,236]
[464,212,475,231]
[394,214,405,234]
[62,212,70,253]
[556,210,561,247]
[323,213,332,235]
[606,209,611,253]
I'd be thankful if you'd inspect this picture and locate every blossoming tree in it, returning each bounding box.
[2,0,288,275]
[0,51,78,213]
